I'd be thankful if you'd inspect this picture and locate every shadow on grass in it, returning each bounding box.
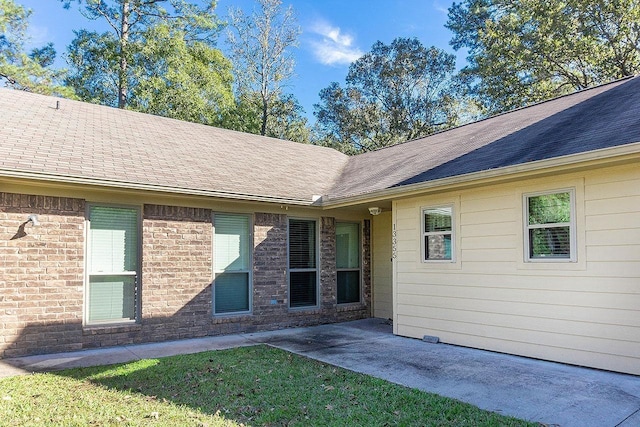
[53,344,535,427]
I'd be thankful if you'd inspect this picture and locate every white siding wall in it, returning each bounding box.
[393,164,640,375]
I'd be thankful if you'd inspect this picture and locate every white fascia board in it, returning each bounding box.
[0,169,315,206]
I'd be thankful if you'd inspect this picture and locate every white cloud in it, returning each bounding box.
[25,25,50,49]
[432,1,449,14]
[308,20,363,66]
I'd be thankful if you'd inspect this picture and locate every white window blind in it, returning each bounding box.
[422,206,453,261]
[213,213,251,314]
[88,276,136,323]
[89,206,138,273]
[214,214,250,271]
[87,206,139,324]
[525,190,574,261]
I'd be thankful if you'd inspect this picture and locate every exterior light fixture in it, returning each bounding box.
[368,207,382,216]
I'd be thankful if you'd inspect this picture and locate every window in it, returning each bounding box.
[422,206,453,261]
[525,190,575,261]
[213,213,251,314]
[86,205,140,324]
[336,222,360,304]
[288,219,317,308]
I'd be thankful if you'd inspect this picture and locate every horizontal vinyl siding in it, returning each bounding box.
[396,293,640,328]
[585,174,640,283]
[397,272,640,293]
[393,164,640,375]
[396,315,640,376]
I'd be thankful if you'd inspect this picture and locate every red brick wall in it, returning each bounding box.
[320,216,338,313]
[140,205,213,341]
[2,193,371,357]
[0,193,85,358]
[250,212,289,326]
[361,219,372,311]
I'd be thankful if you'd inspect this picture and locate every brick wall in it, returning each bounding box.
[320,217,337,313]
[141,205,213,341]
[361,219,372,311]
[2,194,371,357]
[0,193,85,358]
[251,212,289,327]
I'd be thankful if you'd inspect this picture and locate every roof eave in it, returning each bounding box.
[0,169,317,207]
[320,142,640,209]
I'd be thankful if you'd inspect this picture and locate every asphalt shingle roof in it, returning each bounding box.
[0,89,348,204]
[327,75,640,200]
[2,76,639,206]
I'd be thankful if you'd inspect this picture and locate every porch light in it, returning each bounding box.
[26,215,40,226]
[368,207,382,216]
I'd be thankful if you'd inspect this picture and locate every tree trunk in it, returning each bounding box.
[260,96,268,136]
[117,0,130,109]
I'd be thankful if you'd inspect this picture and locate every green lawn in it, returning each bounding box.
[0,345,536,426]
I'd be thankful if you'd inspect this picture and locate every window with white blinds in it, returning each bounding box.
[213,213,251,314]
[86,205,139,324]
[288,219,317,308]
[336,222,360,304]
[524,190,575,261]
[422,206,453,261]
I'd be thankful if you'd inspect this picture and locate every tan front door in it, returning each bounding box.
[372,211,393,319]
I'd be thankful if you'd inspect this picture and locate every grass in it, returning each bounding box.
[0,345,537,426]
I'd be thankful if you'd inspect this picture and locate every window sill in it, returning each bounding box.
[83,322,141,335]
[526,257,575,262]
[337,303,367,312]
[212,314,253,324]
[516,258,586,271]
[418,260,462,270]
[288,306,322,315]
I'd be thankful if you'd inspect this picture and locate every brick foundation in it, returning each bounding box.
[1,193,370,357]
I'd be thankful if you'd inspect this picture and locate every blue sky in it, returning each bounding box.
[19,0,464,121]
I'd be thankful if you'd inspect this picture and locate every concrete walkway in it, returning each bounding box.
[1,318,639,427]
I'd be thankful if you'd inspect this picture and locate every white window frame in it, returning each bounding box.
[85,203,142,326]
[336,221,362,305]
[287,218,319,309]
[523,188,576,263]
[212,212,253,316]
[421,204,455,263]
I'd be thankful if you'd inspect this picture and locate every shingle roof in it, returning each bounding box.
[327,75,640,201]
[2,76,639,206]
[0,89,348,204]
